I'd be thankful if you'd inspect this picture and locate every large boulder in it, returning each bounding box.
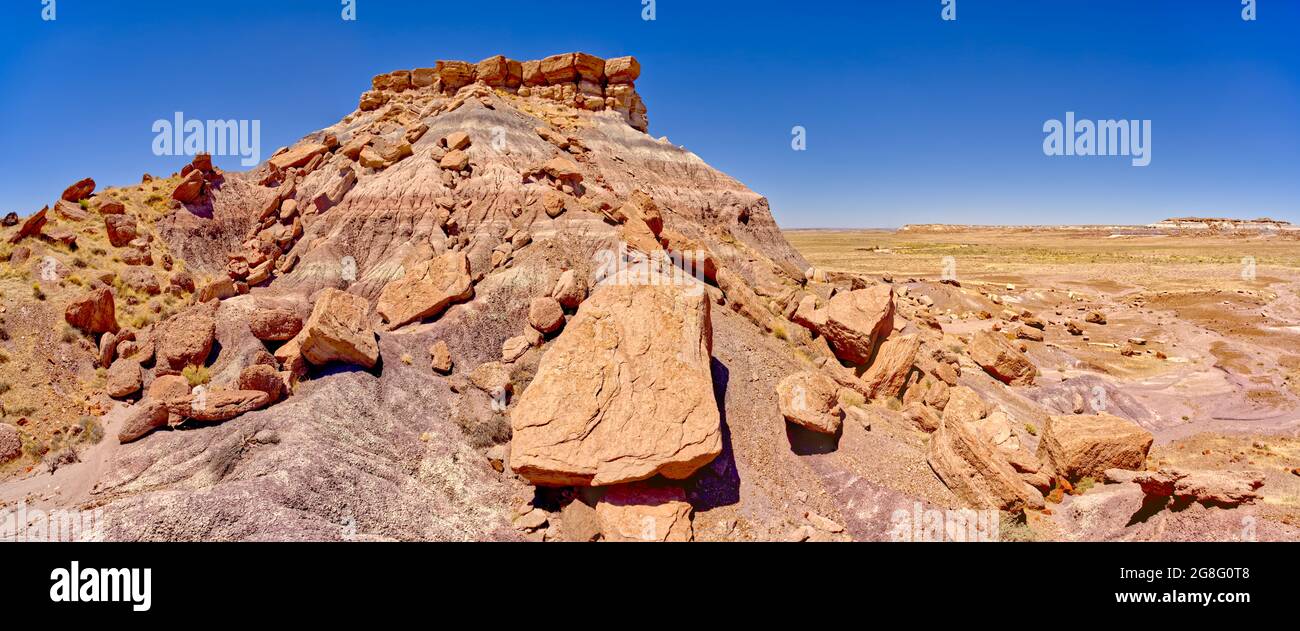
[510,269,721,487]
[117,401,169,444]
[61,177,95,202]
[300,288,379,368]
[860,334,921,399]
[1037,414,1153,481]
[268,143,327,171]
[171,169,205,203]
[165,390,272,422]
[157,302,216,372]
[539,52,579,84]
[940,385,989,424]
[775,371,842,434]
[969,330,1037,386]
[820,285,894,365]
[237,364,284,402]
[604,56,641,84]
[1132,469,1265,508]
[248,308,303,341]
[64,288,118,334]
[595,483,694,542]
[551,270,587,310]
[928,416,1045,512]
[106,358,143,399]
[104,214,138,247]
[7,206,48,243]
[527,296,565,334]
[376,251,473,330]
[146,375,190,401]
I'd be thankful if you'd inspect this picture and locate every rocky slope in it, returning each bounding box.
[2,52,1293,542]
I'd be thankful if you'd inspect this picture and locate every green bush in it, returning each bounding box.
[182,364,211,387]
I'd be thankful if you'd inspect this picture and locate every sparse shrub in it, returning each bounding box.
[771,322,789,341]
[998,511,1035,542]
[0,381,10,395]
[838,389,866,409]
[32,283,46,301]
[78,199,90,210]
[454,412,512,449]
[22,434,45,457]
[78,416,104,445]
[60,325,78,344]
[182,364,211,388]
[400,353,413,365]
[885,397,902,411]
[1073,476,1096,495]
[1024,423,1037,436]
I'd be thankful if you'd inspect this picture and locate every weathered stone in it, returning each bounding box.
[551,270,587,310]
[7,206,48,244]
[860,334,920,399]
[106,358,143,399]
[104,214,138,247]
[248,308,303,341]
[969,330,1037,386]
[0,423,22,462]
[442,131,471,151]
[429,340,452,374]
[268,143,328,171]
[775,370,842,434]
[120,267,161,295]
[539,53,579,84]
[941,386,989,424]
[439,149,470,171]
[237,364,284,402]
[435,60,475,91]
[61,178,96,202]
[157,302,216,372]
[54,199,88,221]
[595,483,694,542]
[820,285,894,365]
[928,416,1045,512]
[165,390,272,422]
[301,288,379,369]
[171,169,205,203]
[1037,414,1153,481]
[64,288,118,334]
[475,55,512,86]
[604,56,641,84]
[146,375,190,401]
[501,335,531,363]
[1173,470,1264,507]
[527,296,565,334]
[117,400,170,444]
[376,251,473,330]
[510,269,721,487]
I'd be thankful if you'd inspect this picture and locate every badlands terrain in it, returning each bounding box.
[1,53,1298,542]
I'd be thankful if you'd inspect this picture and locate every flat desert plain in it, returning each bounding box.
[786,226,1300,537]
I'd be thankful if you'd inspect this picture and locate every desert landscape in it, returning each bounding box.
[1,53,1297,543]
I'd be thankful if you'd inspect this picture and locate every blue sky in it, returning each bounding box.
[1,0,1296,228]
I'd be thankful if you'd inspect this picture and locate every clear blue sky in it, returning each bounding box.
[1,0,1296,227]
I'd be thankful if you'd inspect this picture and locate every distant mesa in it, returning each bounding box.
[899,216,1294,235]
